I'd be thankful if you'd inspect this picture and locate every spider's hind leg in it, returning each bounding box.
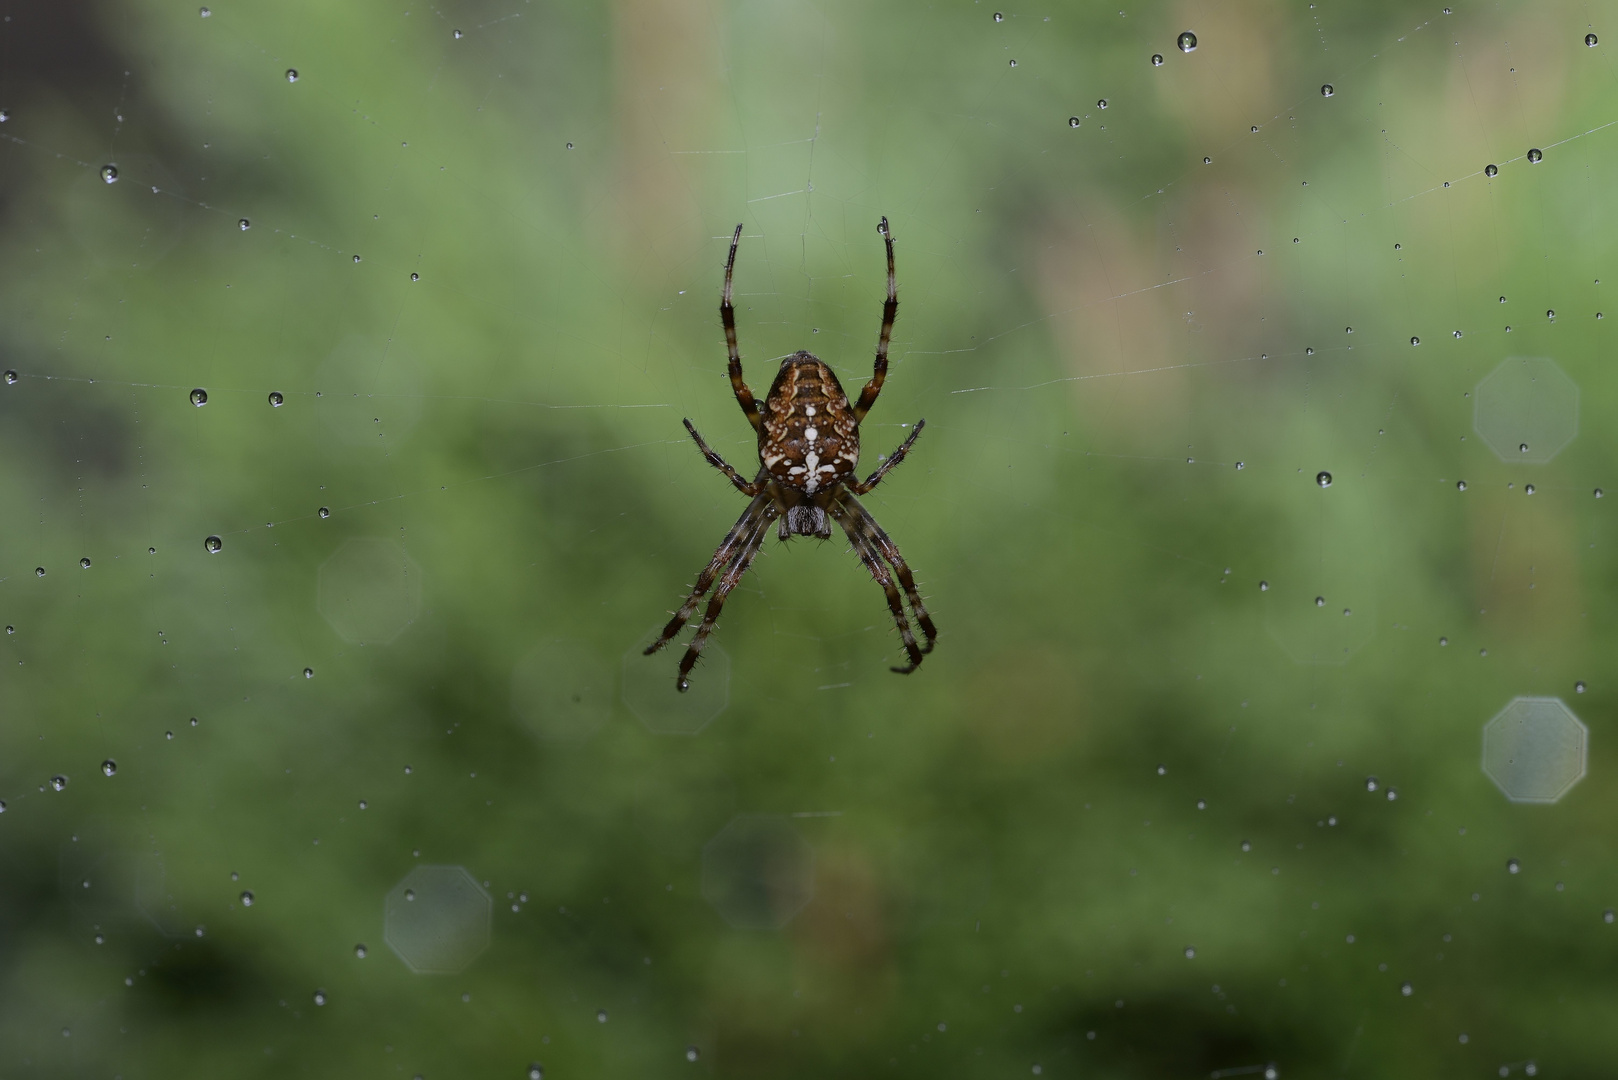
[829,496,925,674]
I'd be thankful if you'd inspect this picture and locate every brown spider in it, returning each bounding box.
[645,217,938,691]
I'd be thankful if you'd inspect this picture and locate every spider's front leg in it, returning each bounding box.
[684,418,766,496]
[720,223,764,433]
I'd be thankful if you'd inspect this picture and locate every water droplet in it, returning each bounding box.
[80,557,91,569]
[1485,164,1498,177]
[1316,471,1333,487]
[268,391,284,407]
[1203,156,1211,164]
[410,272,420,281]
[993,11,1003,21]
[355,943,368,957]
[597,1010,608,1023]
[50,775,68,792]
[1235,461,1245,470]
[318,506,331,519]
[1400,982,1413,996]
[165,730,174,739]
[34,567,45,577]
[1098,99,1108,109]
[1068,116,1081,128]
[1605,908,1615,923]
[1576,680,1587,693]
[304,667,314,678]
[0,110,8,123]
[1456,480,1467,491]
[685,1046,700,1062]
[285,69,299,83]
[1547,309,1556,319]
[1258,580,1268,591]
[1439,636,1448,645]
[1453,329,1463,338]
[101,759,116,776]
[190,716,198,727]
[4,626,12,634]
[241,890,255,906]
[1410,336,1420,345]
[1320,84,1334,97]
[1151,53,1164,66]
[1386,788,1399,801]
[238,218,250,231]
[1587,32,1599,46]
[94,934,104,944]
[1520,443,1530,453]
[313,990,326,1006]
[1008,58,1018,67]
[1251,125,1259,132]
[1177,30,1197,52]
[404,889,415,901]
[100,164,119,184]
[1394,243,1402,250]
[204,535,222,554]
[529,1065,545,1080]
[1156,764,1167,775]
[3,371,16,384]
[1527,147,1543,163]
[1365,776,1379,792]
[1507,858,1520,874]
[453,28,463,38]
[189,387,208,406]
[1240,840,1251,852]
[1525,484,1536,495]
[199,5,210,15]
[1596,488,1604,498]
[565,142,574,150]
[1196,799,1206,809]
[1314,596,1326,607]
[353,254,361,263]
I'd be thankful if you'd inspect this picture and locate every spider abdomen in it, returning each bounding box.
[759,351,859,495]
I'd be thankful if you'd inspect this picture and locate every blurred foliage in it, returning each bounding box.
[1,0,1616,1076]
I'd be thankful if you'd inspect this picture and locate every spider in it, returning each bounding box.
[645,217,938,691]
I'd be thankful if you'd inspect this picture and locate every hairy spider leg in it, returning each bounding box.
[851,216,898,424]
[829,495,925,672]
[838,490,938,656]
[720,223,763,433]
[684,418,767,496]
[675,504,776,691]
[848,418,926,495]
[645,492,772,658]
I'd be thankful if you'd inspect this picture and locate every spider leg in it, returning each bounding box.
[850,216,898,424]
[675,504,776,691]
[848,418,925,495]
[684,419,767,495]
[839,491,938,657]
[829,495,925,674]
[721,223,764,433]
[645,493,771,658]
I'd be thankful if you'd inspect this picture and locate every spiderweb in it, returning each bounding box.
[0,1,1614,1076]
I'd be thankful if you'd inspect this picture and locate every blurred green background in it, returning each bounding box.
[1,0,1616,1076]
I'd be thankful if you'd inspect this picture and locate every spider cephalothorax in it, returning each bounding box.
[645,218,938,691]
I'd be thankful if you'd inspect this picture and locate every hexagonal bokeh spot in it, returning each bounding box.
[1474,357,1579,464]
[512,639,614,740]
[133,853,187,938]
[317,538,423,644]
[1482,696,1588,803]
[384,865,491,974]
[623,629,730,735]
[701,814,814,930]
